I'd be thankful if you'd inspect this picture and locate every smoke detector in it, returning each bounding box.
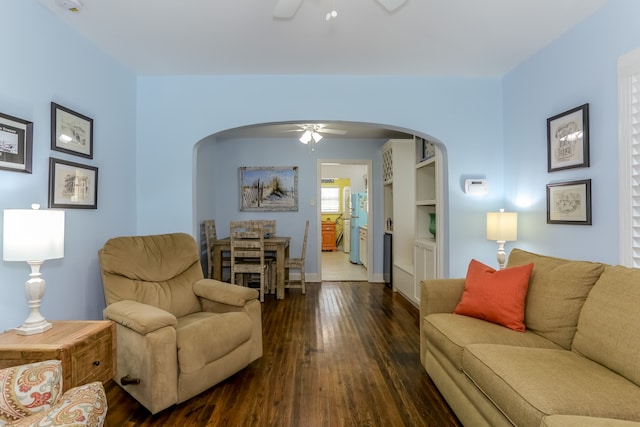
[55,0,83,12]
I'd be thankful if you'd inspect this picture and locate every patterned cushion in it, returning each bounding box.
[0,361,107,427]
[0,360,62,424]
[6,382,107,427]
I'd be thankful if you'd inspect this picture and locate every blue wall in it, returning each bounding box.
[0,2,137,331]
[197,137,387,279]
[136,76,504,278]
[503,0,640,264]
[2,0,639,332]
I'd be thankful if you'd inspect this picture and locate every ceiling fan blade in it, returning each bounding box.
[319,128,347,135]
[273,0,304,18]
[377,0,407,12]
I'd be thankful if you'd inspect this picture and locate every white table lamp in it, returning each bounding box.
[486,209,517,270]
[3,204,65,335]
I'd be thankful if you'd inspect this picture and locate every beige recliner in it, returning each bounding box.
[98,233,263,414]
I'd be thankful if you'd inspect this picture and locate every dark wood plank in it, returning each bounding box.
[105,282,461,426]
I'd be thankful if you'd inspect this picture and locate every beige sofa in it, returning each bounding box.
[420,249,640,427]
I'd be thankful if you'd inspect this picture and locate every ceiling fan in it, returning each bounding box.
[273,0,407,19]
[284,124,348,144]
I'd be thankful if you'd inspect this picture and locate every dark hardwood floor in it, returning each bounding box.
[105,281,461,426]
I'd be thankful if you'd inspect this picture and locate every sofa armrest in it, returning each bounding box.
[7,381,107,427]
[419,278,465,370]
[419,278,465,319]
[103,300,177,335]
[193,278,259,307]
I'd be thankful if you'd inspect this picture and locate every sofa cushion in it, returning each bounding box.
[463,344,640,427]
[507,248,605,349]
[424,313,560,371]
[454,259,533,331]
[176,311,252,374]
[541,415,640,427]
[572,265,640,387]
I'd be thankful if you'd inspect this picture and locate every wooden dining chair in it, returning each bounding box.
[260,219,276,238]
[258,219,278,290]
[203,219,231,281]
[230,220,270,302]
[284,220,309,295]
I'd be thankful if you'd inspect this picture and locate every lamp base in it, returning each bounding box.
[14,260,52,336]
[14,320,52,336]
[496,240,507,270]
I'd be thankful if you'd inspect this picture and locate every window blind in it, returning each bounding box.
[321,187,340,213]
[619,48,640,267]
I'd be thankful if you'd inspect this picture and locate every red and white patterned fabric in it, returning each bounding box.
[0,360,107,427]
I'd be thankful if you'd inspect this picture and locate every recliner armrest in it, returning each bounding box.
[194,278,259,307]
[104,300,177,335]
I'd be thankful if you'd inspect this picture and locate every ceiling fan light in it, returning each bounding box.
[331,10,338,17]
[312,131,323,143]
[300,130,312,144]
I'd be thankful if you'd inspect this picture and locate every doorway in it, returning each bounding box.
[318,160,371,281]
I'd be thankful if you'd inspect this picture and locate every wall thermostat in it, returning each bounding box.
[56,0,83,12]
[464,179,488,195]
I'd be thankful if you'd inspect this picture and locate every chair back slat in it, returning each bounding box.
[300,220,309,258]
[230,221,268,300]
[260,220,276,237]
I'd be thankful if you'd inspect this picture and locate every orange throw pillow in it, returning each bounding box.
[454,259,534,332]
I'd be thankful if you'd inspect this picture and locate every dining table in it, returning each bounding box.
[211,236,290,300]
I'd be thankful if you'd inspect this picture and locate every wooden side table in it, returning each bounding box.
[0,320,116,392]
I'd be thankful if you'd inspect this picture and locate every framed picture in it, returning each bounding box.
[239,166,298,211]
[547,103,589,172]
[51,102,93,159]
[547,179,591,225]
[48,157,98,209]
[0,112,33,173]
[419,137,436,162]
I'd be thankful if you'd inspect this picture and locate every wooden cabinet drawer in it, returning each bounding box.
[71,329,114,386]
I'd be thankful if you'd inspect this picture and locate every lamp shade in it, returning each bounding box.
[486,210,517,242]
[3,208,65,262]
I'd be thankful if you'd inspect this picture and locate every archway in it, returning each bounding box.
[193,120,448,286]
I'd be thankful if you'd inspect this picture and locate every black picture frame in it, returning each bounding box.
[547,103,589,172]
[419,137,435,162]
[546,179,592,225]
[48,157,98,209]
[51,102,94,159]
[0,112,33,173]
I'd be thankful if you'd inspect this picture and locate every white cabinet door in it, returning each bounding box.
[414,241,436,303]
[359,228,368,268]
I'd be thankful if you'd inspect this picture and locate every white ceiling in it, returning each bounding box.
[215,121,412,140]
[38,0,607,77]
[36,0,607,140]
